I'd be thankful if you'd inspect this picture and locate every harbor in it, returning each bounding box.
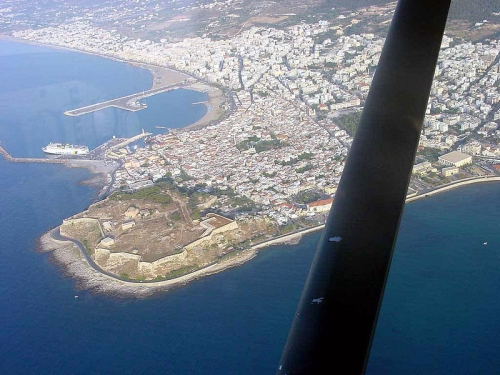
[108,130,151,151]
[0,129,151,165]
[0,143,65,164]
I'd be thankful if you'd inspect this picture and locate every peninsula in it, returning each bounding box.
[0,0,498,296]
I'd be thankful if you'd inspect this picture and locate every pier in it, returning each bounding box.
[64,83,185,117]
[105,131,152,159]
[0,130,152,165]
[108,130,152,151]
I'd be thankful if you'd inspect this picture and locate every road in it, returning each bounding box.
[49,227,130,282]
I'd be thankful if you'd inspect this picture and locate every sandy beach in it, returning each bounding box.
[109,63,228,131]
[134,63,190,88]
[183,82,227,130]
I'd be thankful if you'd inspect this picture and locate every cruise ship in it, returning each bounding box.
[42,143,89,155]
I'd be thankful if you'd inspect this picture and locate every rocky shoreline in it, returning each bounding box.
[38,230,261,298]
[16,36,500,298]
[37,176,500,298]
[37,214,329,298]
[0,38,240,298]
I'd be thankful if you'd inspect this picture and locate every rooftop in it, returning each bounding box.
[308,197,334,207]
[438,151,471,163]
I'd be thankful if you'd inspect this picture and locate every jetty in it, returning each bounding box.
[0,130,152,165]
[109,130,152,151]
[64,83,185,117]
[0,144,65,164]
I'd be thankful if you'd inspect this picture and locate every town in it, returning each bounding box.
[4,1,500,280]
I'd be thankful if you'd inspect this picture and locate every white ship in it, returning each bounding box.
[42,142,89,155]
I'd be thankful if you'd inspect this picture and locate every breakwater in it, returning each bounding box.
[64,83,185,116]
[108,131,152,150]
[0,144,65,164]
[0,129,150,165]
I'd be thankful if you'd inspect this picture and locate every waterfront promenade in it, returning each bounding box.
[406,175,500,202]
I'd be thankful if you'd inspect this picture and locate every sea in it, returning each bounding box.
[1,40,499,374]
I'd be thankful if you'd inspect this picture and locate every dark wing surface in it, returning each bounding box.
[278,0,452,373]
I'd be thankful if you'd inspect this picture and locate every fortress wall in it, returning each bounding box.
[61,217,104,238]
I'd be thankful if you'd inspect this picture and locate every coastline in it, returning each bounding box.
[39,229,259,298]
[62,159,119,196]
[38,175,500,297]
[182,82,227,130]
[0,35,227,132]
[405,175,500,203]
[4,35,500,297]
[0,36,233,296]
[38,224,324,298]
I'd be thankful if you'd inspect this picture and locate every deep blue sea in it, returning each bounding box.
[1,40,500,374]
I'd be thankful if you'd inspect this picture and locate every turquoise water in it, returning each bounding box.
[1,40,500,374]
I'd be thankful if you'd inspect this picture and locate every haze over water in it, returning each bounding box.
[0,40,207,158]
[1,40,499,374]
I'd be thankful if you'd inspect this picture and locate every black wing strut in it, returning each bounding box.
[278,0,451,373]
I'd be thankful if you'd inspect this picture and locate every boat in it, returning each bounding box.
[42,142,89,155]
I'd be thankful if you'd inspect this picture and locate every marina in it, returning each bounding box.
[106,130,152,151]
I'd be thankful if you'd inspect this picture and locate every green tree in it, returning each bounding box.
[337,112,362,136]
